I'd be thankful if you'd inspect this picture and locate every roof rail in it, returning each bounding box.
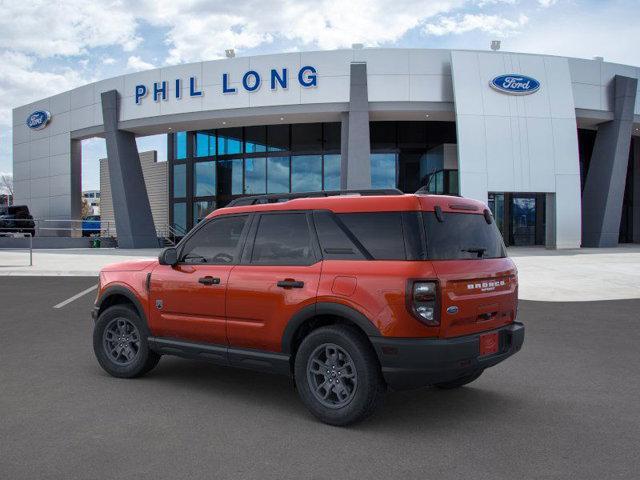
[225,189,403,207]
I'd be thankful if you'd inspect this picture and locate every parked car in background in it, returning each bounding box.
[82,215,101,237]
[0,205,35,236]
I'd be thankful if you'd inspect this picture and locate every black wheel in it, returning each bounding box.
[294,325,385,426]
[93,304,160,378]
[435,370,483,389]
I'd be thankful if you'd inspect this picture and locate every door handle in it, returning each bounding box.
[277,279,304,289]
[198,276,220,285]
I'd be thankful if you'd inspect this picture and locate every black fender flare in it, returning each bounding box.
[95,285,148,326]
[281,302,381,354]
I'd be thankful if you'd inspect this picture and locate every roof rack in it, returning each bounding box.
[225,189,403,207]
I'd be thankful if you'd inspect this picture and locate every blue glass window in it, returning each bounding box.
[173,202,186,232]
[245,157,266,194]
[173,163,186,198]
[174,131,187,160]
[194,161,216,197]
[218,159,243,195]
[267,125,289,152]
[370,153,397,189]
[323,154,341,190]
[267,156,290,193]
[217,128,243,155]
[195,131,215,157]
[291,155,322,192]
[245,126,267,153]
[194,200,216,224]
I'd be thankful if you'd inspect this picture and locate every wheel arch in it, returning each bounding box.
[282,302,381,356]
[96,285,148,326]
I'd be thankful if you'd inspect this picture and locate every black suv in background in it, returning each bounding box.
[0,205,36,236]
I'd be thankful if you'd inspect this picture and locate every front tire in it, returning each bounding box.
[294,325,385,426]
[93,304,160,378]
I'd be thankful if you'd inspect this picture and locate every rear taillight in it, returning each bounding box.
[408,280,439,326]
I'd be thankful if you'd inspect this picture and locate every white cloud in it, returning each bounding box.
[0,0,141,57]
[424,13,529,36]
[538,0,557,7]
[0,51,86,125]
[126,55,156,72]
[134,0,465,64]
[102,57,116,65]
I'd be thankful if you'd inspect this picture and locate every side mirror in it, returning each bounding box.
[159,247,178,266]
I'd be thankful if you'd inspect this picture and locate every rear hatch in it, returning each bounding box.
[421,209,517,338]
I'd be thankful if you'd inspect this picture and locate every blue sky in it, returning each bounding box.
[1,0,638,191]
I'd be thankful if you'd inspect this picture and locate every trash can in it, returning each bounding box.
[92,238,101,248]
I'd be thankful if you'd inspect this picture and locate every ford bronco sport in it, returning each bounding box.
[92,189,524,426]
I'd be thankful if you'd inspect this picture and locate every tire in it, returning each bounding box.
[294,325,385,426]
[434,370,483,390]
[93,304,160,378]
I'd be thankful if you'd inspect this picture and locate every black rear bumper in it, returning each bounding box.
[370,322,524,390]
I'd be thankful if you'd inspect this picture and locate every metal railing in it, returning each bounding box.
[0,218,116,237]
[156,223,187,245]
[0,232,33,266]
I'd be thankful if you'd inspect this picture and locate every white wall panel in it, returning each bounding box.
[368,75,409,102]
[452,50,581,248]
[354,49,410,75]
[409,75,453,102]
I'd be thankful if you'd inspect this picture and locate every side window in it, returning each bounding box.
[180,215,248,264]
[313,211,365,260]
[251,213,314,265]
[337,212,407,260]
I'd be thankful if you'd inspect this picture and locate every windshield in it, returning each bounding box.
[423,212,506,260]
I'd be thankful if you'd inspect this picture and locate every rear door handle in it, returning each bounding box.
[277,279,304,289]
[198,276,220,285]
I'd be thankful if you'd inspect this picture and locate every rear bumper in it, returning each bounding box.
[371,322,524,390]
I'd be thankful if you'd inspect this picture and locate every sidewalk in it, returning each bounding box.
[1,246,639,301]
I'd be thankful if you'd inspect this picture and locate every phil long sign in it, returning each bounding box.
[490,74,540,95]
[135,66,318,105]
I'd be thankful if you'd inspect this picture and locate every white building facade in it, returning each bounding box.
[12,48,640,248]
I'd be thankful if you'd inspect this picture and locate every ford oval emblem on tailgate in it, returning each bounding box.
[447,306,459,315]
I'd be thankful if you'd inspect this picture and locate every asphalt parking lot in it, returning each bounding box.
[1,277,639,479]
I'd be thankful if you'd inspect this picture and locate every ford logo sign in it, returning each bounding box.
[490,74,540,95]
[446,306,459,315]
[26,110,51,130]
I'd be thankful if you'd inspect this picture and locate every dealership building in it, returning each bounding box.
[11,48,640,248]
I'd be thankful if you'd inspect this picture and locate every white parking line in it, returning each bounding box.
[53,284,98,309]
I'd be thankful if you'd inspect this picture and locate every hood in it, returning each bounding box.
[101,259,157,272]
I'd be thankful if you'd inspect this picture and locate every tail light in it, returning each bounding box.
[408,280,439,326]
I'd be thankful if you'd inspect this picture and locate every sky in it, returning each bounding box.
[0,0,639,191]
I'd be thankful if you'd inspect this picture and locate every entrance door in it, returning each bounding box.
[510,195,537,246]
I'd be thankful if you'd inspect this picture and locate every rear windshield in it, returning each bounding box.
[423,212,506,260]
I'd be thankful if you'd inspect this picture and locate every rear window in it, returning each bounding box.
[422,212,506,260]
[337,213,406,260]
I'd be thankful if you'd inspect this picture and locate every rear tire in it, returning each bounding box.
[294,325,385,426]
[93,304,160,378]
[435,370,483,389]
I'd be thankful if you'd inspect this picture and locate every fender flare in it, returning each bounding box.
[96,285,148,326]
[281,302,381,354]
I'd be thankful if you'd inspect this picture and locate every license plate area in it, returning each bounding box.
[479,332,499,356]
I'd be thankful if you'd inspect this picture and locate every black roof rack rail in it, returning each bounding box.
[225,189,403,207]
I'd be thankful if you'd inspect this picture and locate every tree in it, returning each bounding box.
[81,198,92,218]
[0,174,13,206]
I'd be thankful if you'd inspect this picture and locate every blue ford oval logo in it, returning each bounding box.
[490,74,540,95]
[26,110,51,130]
[447,306,459,315]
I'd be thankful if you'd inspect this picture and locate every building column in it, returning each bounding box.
[340,62,371,189]
[582,75,638,247]
[101,90,158,249]
[633,138,640,243]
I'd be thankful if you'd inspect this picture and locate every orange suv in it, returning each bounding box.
[92,190,524,425]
